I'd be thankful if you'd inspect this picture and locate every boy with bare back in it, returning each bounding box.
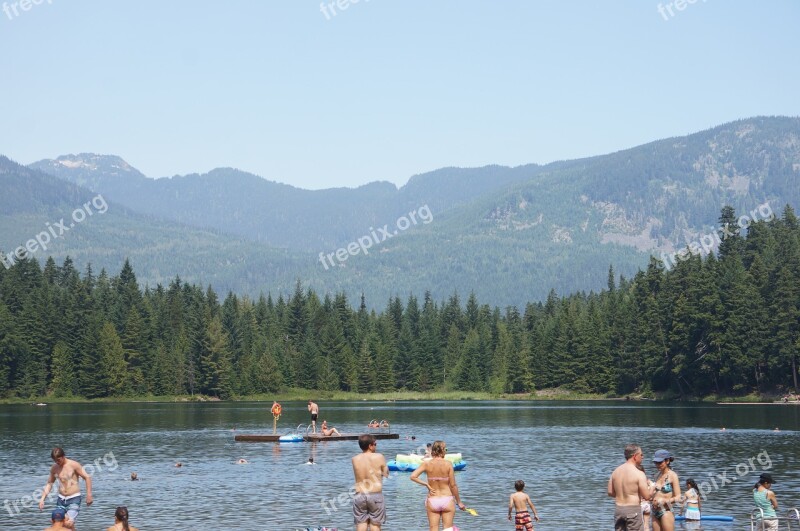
[508,480,539,530]
[38,447,93,530]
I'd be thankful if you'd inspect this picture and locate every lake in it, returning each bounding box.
[1,400,798,530]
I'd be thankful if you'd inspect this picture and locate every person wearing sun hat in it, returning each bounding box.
[651,449,680,531]
[753,472,779,530]
[43,508,68,530]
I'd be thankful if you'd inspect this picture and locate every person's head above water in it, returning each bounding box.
[51,508,66,522]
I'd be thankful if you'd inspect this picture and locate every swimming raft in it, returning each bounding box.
[674,515,734,522]
[387,453,467,472]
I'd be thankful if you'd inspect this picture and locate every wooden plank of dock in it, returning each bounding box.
[304,433,400,442]
[234,434,282,442]
[234,433,400,443]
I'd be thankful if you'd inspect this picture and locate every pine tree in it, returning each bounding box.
[50,341,76,397]
[99,322,128,396]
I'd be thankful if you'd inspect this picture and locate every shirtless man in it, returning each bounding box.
[351,434,389,531]
[39,447,93,530]
[308,400,319,433]
[608,444,655,531]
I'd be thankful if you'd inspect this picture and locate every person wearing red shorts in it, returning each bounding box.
[508,480,539,530]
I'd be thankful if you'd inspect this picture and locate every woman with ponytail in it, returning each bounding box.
[106,506,139,531]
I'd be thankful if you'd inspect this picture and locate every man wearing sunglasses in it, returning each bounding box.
[352,434,389,531]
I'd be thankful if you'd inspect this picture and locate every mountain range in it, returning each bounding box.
[2,115,798,308]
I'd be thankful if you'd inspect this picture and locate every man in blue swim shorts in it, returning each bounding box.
[38,447,93,529]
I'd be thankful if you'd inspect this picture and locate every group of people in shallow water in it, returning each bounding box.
[350,435,539,531]
[609,443,783,531]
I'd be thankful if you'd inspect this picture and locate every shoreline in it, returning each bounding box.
[0,389,786,405]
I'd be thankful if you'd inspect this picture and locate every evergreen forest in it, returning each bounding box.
[1,206,798,400]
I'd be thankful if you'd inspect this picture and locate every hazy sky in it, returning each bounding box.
[1,1,798,189]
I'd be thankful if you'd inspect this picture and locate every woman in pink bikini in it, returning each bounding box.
[410,440,466,531]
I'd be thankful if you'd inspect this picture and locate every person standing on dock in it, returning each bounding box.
[352,434,389,531]
[608,444,655,531]
[308,400,319,433]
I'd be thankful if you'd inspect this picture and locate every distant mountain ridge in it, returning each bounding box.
[30,156,539,250]
[8,115,800,307]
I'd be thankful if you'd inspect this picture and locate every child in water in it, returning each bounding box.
[682,478,701,522]
[508,480,540,530]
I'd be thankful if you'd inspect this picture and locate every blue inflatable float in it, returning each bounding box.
[278,434,304,443]
[674,515,734,522]
[388,459,467,472]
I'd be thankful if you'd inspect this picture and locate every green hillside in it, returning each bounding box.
[8,116,800,307]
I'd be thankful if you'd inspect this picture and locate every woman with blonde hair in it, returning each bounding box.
[410,440,466,531]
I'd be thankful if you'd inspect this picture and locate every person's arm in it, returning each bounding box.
[448,464,465,510]
[635,474,649,500]
[380,456,389,478]
[527,494,539,520]
[410,463,431,493]
[508,495,514,521]
[668,474,681,507]
[697,490,702,511]
[75,463,93,505]
[768,490,778,510]
[39,468,56,509]
[607,475,615,498]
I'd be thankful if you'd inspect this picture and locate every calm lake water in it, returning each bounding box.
[1,401,799,530]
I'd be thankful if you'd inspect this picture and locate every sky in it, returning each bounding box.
[1,1,798,190]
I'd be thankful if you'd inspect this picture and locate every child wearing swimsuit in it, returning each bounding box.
[508,480,539,531]
[683,479,701,521]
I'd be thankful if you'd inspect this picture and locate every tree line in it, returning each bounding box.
[0,205,798,399]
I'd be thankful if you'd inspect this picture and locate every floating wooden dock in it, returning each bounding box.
[235,432,400,443]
